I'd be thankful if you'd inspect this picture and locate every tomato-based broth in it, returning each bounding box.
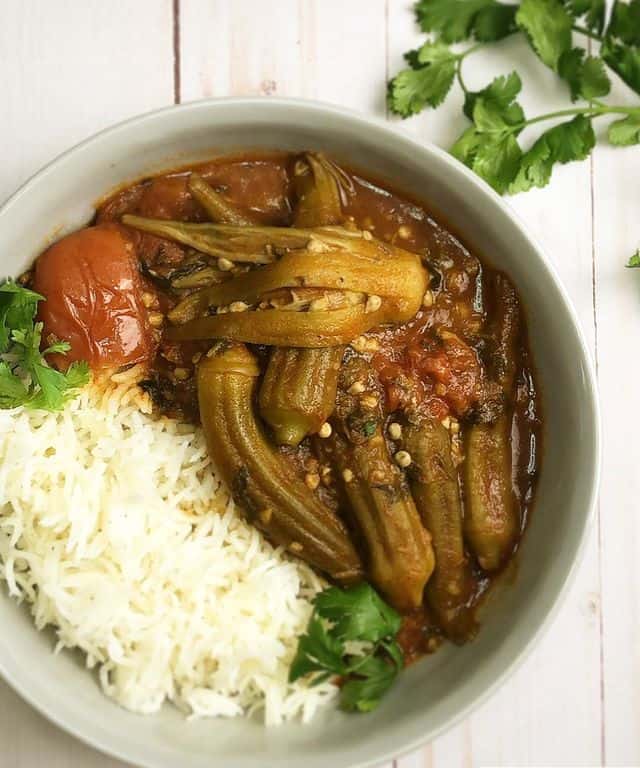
[30,151,541,660]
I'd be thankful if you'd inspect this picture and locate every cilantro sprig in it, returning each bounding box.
[289,583,404,713]
[0,280,89,410]
[388,0,640,195]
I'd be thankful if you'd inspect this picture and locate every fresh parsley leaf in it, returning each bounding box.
[510,114,596,193]
[602,1,640,95]
[388,42,458,117]
[464,71,523,120]
[454,73,526,193]
[562,0,606,33]
[340,654,400,713]
[289,584,404,713]
[0,361,29,408]
[289,613,347,682]
[0,279,90,411]
[607,0,640,46]
[314,584,401,643]
[558,49,611,100]
[602,39,640,96]
[474,134,524,193]
[516,0,573,71]
[473,4,519,41]
[0,281,42,353]
[608,113,640,145]
[627,249,640,267]
[415,0,494,42]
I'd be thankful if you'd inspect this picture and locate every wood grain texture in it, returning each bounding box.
[0,0,637,765]
[593,72,640,766]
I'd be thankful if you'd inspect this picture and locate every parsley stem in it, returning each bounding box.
[456,62,469,95]
[522,104,640,128]
[571,24,604,42]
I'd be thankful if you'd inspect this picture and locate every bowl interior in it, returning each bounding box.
[0,99,599,768]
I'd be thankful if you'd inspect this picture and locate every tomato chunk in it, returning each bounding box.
[33,225,155,369]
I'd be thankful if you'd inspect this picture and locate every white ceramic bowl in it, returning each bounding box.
[0,98,600,768]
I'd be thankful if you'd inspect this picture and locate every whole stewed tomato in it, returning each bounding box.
[33,224,155,369]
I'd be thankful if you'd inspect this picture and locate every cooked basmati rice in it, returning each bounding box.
[0,376,337,724]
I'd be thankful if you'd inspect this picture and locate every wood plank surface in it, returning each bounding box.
[1,1,637,766]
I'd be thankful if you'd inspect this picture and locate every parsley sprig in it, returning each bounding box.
[289,583,404,712]
[0,280,89,410]
[388,0,640,195]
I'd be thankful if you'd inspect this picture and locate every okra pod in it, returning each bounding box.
[403,419,476,641]
[259,153,346,445]
[188,173,258,226]
[168,302,398,347]
[464,273,520,571]
[259,347,344,445]
[330,358,435,611]
[197,344,363,583]
[292,153,344,228]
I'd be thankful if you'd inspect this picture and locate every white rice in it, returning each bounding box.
[0,374,337,724]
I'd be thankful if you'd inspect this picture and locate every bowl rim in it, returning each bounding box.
[0,95,601,768]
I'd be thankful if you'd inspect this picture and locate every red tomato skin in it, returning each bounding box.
[33,225,154,370]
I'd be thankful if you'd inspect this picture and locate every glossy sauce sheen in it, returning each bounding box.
[96,153,542,657]
[34,224,155,369]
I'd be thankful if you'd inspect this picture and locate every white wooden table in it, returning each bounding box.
[1,2,638,766]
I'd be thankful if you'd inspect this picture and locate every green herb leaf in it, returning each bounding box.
[289,613,347,682]
[558,49,611,100]
[464,71,523,120]
[289,584,404,713]
[473,4,519,41]
[602,37,640,96]
[627,249,640,267]
[562,0,606,33]
[0,281,42,353]
[0,279,90,411]
[608,113,640,145]
[516,0,573,71]
[474,134,524,192]
[0,361,29,408]
[340,653,401,712]
[314,584,402,643]
[415,0,494,42]
[606,0,640,46]
[510,114,596,193]
[388,42,458,117]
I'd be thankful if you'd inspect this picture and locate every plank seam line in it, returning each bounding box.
[173,0,181,104]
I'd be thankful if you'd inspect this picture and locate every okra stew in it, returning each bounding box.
[32,151,541,658]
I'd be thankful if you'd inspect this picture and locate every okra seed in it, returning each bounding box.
[229,301,249,313]
[361,394,379,409]
[342,469,354,483]
[397,224,412,240]
[388,422,402,440]
[394,450,412,468]
[259,508,273,525]
[348,381,366,395]
[422,290,434,308]
[305,473,321,491]
[362,229,373,240]
[174,367,190,381]
[365,294,382,313]
[435,383,447,396]
[441,416,451,430]
[426,637,439,652]
[371,469,386,484]
[218,257,233,272]
[289,541,304,553]
[191,352,202,364]
[141,291,156,308]
[148,312,164,328]
[318,422,333,438]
